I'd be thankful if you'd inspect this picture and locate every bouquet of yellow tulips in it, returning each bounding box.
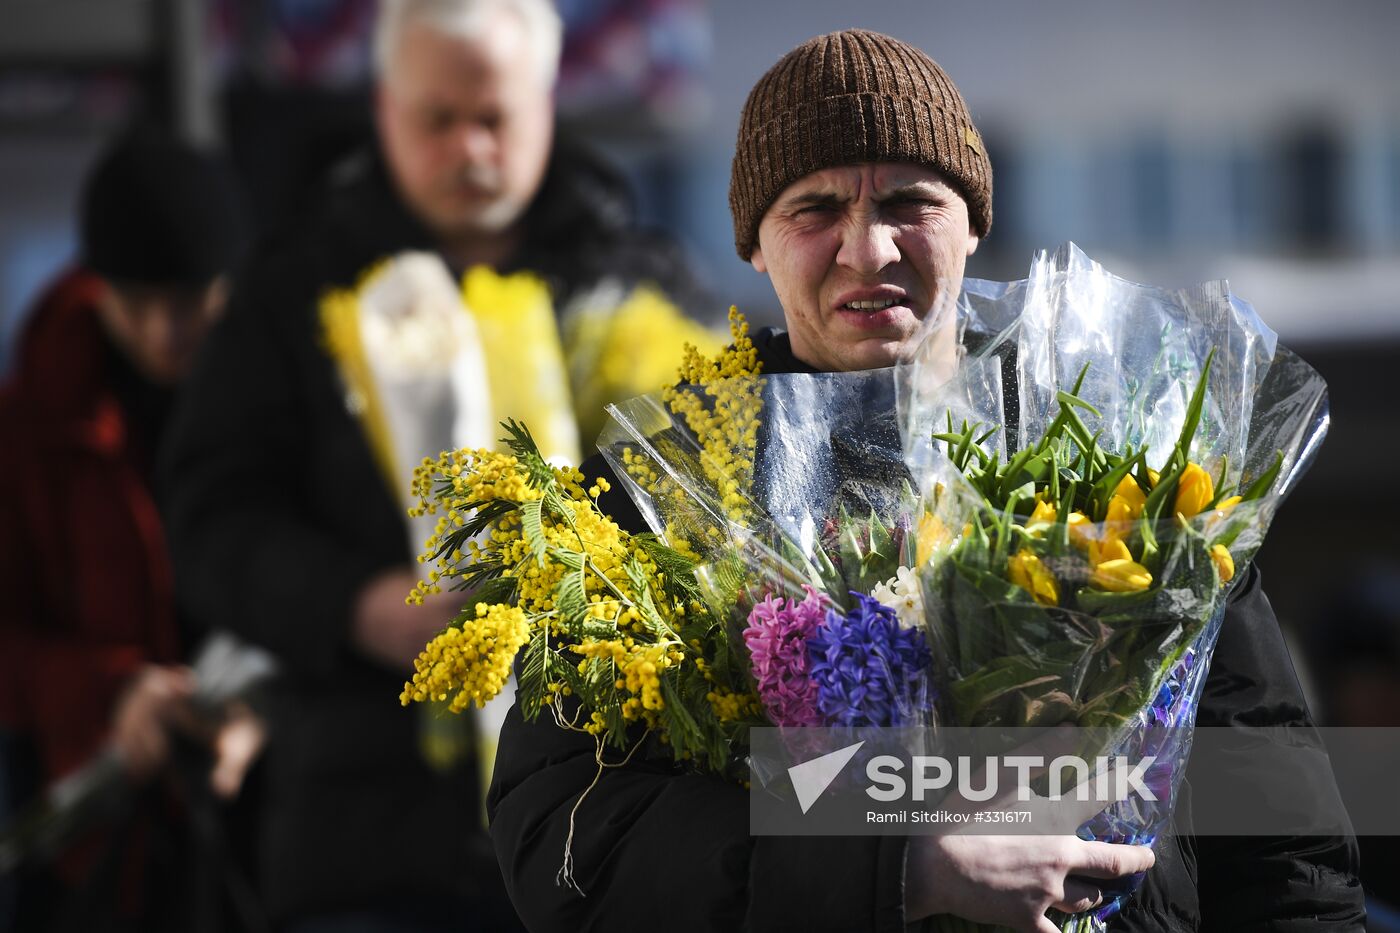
[916,349,1279,734]
[898,244,1329,932]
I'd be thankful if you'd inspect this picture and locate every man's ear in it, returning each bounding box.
[750,244,767,274]
[966,225,980,257]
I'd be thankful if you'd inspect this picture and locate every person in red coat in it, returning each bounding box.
[0,128,253,931]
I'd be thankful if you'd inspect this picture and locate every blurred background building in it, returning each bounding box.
[5,0,1400,348]
[2,0,1398,920]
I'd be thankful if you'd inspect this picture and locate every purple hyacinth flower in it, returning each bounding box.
[805,592,933,727]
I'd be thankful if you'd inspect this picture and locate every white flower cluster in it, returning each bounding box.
[358,252,477,376]
[871,565,924,630]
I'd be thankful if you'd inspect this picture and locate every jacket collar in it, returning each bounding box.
[4,268,132,453]
[751,327,821,375]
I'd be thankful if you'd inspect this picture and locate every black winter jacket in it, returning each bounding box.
[487,328,1365,932]
[160,138,709,924]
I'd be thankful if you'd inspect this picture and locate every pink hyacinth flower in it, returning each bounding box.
[742,587,827,728]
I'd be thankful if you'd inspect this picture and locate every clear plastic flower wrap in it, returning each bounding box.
[598,361,937,731]
[897,243,1329,930]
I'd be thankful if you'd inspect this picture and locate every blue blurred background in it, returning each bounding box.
[2,0,1399,920]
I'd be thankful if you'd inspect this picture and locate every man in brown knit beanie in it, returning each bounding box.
[487,29,1363,933]
[492,28,1144,933]
[729,30,1157,930]
[728,28,992,372]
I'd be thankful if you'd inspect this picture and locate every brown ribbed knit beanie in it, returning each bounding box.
[729,29,992,260]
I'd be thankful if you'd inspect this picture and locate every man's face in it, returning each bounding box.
[751,162,979,372]
[375,13,554,241]
[97,278,227,386]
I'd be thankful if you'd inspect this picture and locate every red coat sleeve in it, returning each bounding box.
[0,473,150,780]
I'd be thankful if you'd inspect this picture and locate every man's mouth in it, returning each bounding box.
[831,288,914,332]
[451,183,496,200]
[842,298,899,312]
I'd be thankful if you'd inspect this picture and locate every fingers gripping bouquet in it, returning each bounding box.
[899,244,1327,931]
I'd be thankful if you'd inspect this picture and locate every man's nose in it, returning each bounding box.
[141,305,179,352]
[457,123,497,163]
[836,221,901,274]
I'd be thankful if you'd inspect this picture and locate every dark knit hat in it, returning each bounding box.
[729,29,992,260]
[81,127,248,285]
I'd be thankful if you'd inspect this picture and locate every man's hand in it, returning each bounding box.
[350,567,461,672]
[905,833,1155,932]
[208,700,266,799]
[902,729,1156,931]
[110,664,197,780]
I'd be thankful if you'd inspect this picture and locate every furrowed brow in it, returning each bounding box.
[876,183,945,203]
[781,191,847,210]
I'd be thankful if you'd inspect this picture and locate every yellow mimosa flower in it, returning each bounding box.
[661,307,763,522]
[1008,550,1060,606]
[400,603,532,712]
[1174,463,1215,519]
[1210,544,1235,583]
[1090,558,1153,593]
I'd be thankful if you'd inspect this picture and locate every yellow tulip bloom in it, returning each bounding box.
[1029,498,1057,526]
[1113,475,1147,517]
[1147,468,1160,488]
[1174,462,1214,519]
[1206,494,1244,526]
[1210,544,1235,583]
[1216,495,1242,511]
[1067,511,1093,550]
[1008,550,1060,606]
[1089,536,1133,567]
[1098,475,1148,546]
[915,512,950,567]
[1091,558,1153,593]
[1025,499,1057,538]
[1104,498,1136,543]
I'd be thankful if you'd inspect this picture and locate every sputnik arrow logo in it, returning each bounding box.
[788,741,865,814]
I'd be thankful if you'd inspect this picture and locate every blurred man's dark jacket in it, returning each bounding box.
[159,136,710,925]
[488,328,1366,933]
